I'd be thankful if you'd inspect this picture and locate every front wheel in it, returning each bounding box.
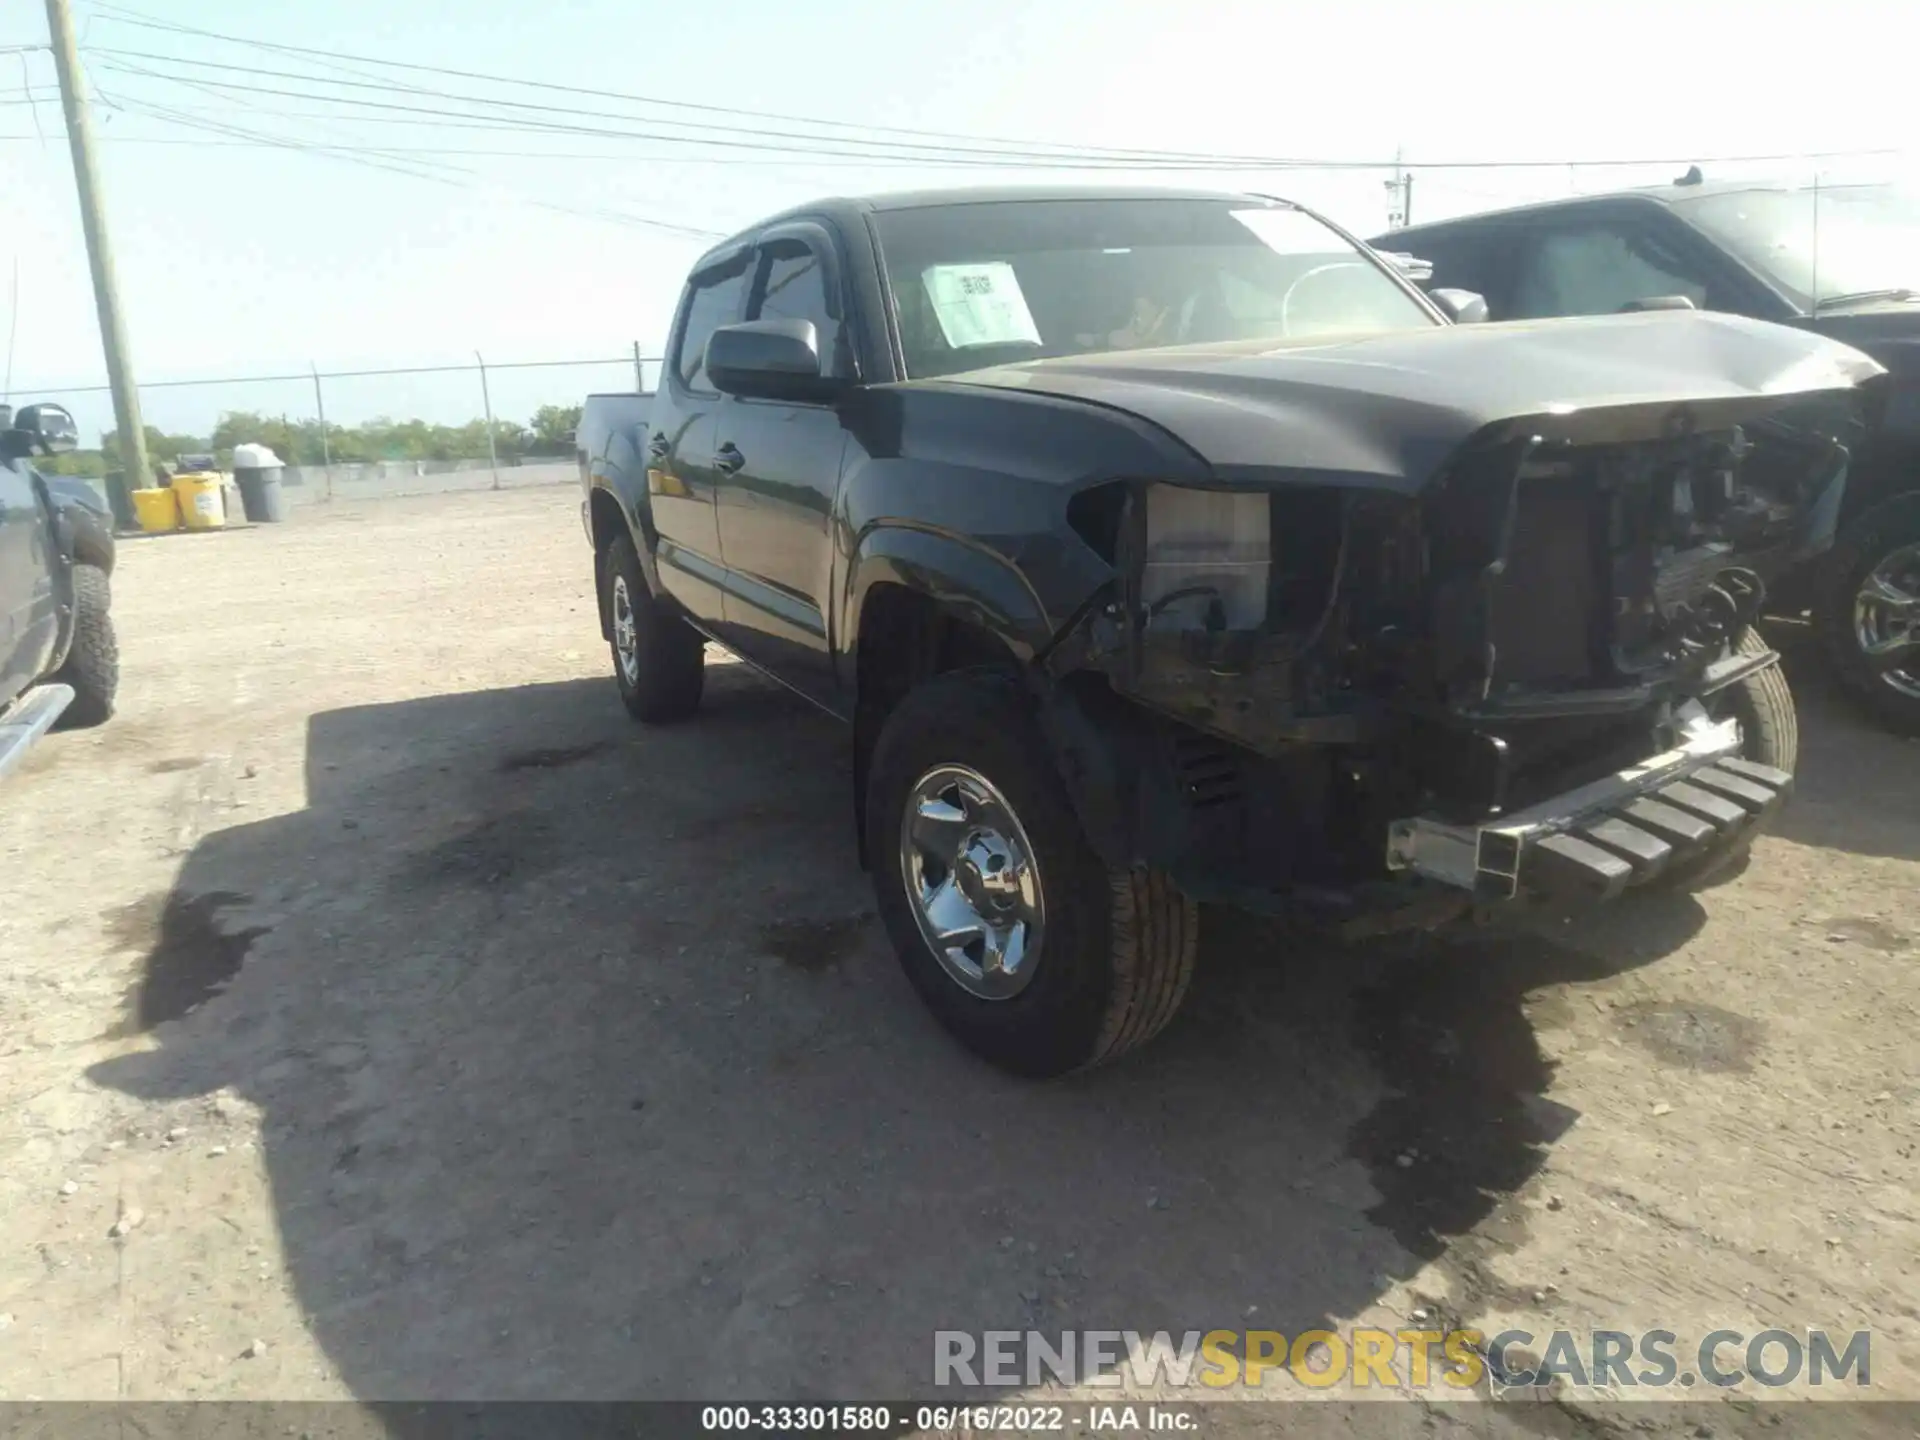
[865,669,1198,1077]
[602,534,704,723]
[1817,500,1920,736]
[1709,625,1797,774]
[1663,626,1796,889]
[52,563,118,729]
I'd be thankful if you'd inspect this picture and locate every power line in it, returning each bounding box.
[89,61,1324,170]
[96,86,727,239]
[77,10,1909,174]
[3,132,1129,166]
[86,46,1285,167]
[92,52,733,236]
[85,6,1298,166]
[87,55,1911,175]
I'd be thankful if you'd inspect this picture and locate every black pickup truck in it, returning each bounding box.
[0,401,119,779]
[578,185,1881,1077]
[1376,178,1920,733]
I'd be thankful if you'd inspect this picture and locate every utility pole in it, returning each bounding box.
[632,339,645,394]
[1383,146,1413,230]
[475,351,500,491]
[311,363,334,502]
[45,0,149,495]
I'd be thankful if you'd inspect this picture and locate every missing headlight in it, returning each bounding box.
[1141,485,1272,632]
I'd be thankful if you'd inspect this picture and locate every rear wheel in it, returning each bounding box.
[865,669,1198,1077]
[1817,500,1920,736]
[603,534,703,723]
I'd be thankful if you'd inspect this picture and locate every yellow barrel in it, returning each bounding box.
[172,473,227,530]
[131,486,181,534]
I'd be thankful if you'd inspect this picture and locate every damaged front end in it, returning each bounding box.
[1043,387,1869,931]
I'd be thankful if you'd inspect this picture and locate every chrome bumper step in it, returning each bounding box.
[1386,712,1794,906]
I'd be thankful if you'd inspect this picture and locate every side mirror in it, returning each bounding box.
[6,402,79,457]
[1376,250,1434,284]
[706,319,839,403]
[1620,295,1699,313]
[1430,288,1489,325]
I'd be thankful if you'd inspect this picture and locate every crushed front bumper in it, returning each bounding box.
[1384,709,1792,905]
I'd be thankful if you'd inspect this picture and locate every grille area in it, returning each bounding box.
[1484,480,1598,685]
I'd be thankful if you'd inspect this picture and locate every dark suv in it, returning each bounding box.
[0,402,119,779]
[1377,179,1920,732]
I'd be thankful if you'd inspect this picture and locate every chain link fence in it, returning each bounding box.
[45,350,666,513]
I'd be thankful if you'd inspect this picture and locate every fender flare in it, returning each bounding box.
[842,521,1059,669]
[843,523,1069,870]
[586,469,665,638]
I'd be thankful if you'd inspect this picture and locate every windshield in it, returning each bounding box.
[1674,183,1920,310]
[872,197,1436,379]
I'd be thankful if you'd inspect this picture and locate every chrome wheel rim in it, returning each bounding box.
[899,764,1045,1000]
[611,574,640,686]
[1852,541,1920,701]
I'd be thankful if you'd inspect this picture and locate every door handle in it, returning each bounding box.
[713,443,745,475]
[646,432,670,460]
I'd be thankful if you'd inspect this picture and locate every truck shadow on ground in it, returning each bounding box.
[88,664,1711,1401]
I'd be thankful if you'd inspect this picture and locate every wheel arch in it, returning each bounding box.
[846,537,1047,870]
[586,477,665,639]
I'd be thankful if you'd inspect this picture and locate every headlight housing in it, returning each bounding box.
[1140,484,1271,632]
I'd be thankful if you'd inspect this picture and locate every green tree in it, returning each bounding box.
[103,425,211,472]
[529,403,583,455]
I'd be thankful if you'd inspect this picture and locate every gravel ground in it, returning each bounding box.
[0,488,1914,1430]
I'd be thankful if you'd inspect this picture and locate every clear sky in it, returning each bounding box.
[2,0,1914,442]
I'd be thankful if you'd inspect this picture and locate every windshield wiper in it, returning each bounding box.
[1812,287,1919,313]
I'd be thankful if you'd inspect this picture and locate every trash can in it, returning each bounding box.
[131,486,180,533]
[231,442,289,523]
[172,471,227,530]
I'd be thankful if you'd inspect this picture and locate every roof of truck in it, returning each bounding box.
[1384,177,1867,242]
[692,184,1297,266]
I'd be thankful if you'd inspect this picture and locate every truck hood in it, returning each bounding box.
[946,311,1886,493]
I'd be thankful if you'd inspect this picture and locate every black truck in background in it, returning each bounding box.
[1375,178,1920,733]
[0,400,119,780]
[577,185,1881,1077]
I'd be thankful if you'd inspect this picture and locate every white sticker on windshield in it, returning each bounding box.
[1230,207,1345,256]
[921,262,1043,350]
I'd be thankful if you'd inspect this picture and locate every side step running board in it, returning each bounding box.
[0,683,74,782]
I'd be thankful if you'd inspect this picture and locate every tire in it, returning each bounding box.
[1711,625,1797,774]
[865,668,1198,1077]
[1815,499,1920,736]
[1662,626,1796,889]
[603,533,703,723]
[52,563,117,729]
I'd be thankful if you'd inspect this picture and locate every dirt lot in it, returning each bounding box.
[0,487,1915,1427]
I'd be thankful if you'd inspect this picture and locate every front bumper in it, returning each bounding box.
[1385,708,1792,905]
